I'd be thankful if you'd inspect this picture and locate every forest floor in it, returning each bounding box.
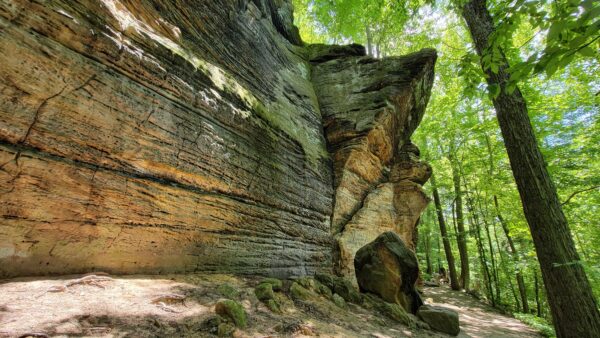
[0,273,541,337]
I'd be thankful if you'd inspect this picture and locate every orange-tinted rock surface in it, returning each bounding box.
[0,0,436,278]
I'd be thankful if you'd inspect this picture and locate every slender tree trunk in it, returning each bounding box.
[480,208,501,304]
[365,25,373,56]
[424,210,433,275]
[495,196,530,313]
[464,185,495,305]
[450,154,470,290]
[534,270,542,317]
[494,224,521,311]
[461,1,600,336]
[431,174,460,290]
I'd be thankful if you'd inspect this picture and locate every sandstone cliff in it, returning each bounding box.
[0,0,436,278]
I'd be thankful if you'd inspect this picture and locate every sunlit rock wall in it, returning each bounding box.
[0,0,332,277]
[0,0,436,278]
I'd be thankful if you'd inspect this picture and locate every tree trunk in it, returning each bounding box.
[534,270,542,317]
[365,25,373,56]
[431,174,460,290]
[450,154,470,290]
[465,183,495,306]
[424,210,433,275]
[480,203,501,304]
[495,195,530,313]
[461,0,600,336]
[494,224,521,312]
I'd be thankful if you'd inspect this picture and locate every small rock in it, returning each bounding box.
[215,299,247,328]
[314,273,361,303]
[424,280,440,287]
[254,283,275,302]
[217,284,240,299]
[289,282,311,301]
[259,278,283,291]
[332,293,346,308]
[417,305,460,336]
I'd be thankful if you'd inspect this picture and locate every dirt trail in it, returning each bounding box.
[423,286,541,338]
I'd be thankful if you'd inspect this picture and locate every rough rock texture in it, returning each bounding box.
[354,232,423,314]
[417,305,460,336]
[309,46,435,278]
[0,0,332,277]
[0,0,436,278]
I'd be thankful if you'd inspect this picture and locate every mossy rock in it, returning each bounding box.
[290,282,312,301]
[332,293,346,308]
[266,299,281,313]
[259,278,283,291]
[255,283,275,301]
[217,283,240,299]
[295,277,332,298]
[215,299,247,328]
[363,293,415,328]
[314,273,361,304]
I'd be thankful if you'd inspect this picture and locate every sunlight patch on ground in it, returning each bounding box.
[0,274,210,337]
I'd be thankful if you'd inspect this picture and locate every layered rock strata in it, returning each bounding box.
[309,45,435,279]
[0,0,331,277]
[0,0,436,278]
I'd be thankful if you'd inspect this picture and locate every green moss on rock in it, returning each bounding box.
[332,293,346,308]
[217,283,240,299]
[215,299,247,328]
[255,283,275,302]
[259,278,283,291]
[290,282,312,301]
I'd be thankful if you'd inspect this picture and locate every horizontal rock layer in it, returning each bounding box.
[0,0,331,277]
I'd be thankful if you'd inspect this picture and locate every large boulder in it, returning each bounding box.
[354,232,422,313]
[417,305,460,336]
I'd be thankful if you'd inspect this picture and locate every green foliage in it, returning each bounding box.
[514,313,556,337]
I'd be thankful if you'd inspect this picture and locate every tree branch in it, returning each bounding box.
[561,185,600,206]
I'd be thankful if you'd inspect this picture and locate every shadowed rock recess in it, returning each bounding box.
[0,0,436,278]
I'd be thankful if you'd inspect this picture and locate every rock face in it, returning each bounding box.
[0,0,436,278]
[309,45,435,279]
[354,232,423,313]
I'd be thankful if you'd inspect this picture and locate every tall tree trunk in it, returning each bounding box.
[461,1,600,336]
[464,184,495,305]
[495,195,530,313]
[431,174,460,290]
[494,223,521,312]
[365,25,373,56]
[479,200,501,304]
[534,270,542,317]
[450,154,470,290]
[424,210,433,275]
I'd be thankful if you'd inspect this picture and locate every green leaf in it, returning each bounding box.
[491,62,499,74]
[578,46,597,57]
[489,84,500,98]
[569,36,588,49]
